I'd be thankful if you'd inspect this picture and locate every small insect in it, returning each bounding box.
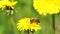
[4,6,14,16]
[30,18,40,24]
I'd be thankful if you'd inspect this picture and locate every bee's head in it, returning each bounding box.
[30,18,40,24]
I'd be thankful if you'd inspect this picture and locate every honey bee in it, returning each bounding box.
[4,6,14,15]
[30,18,40,24]
[30,18,40,33]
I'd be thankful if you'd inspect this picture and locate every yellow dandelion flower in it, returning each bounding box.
[33,0,60,15]
[0,0,17,10]
[17,18,30,31]
[17,18,41,31]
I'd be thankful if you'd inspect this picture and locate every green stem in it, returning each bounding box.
[24,30,34,34]
[6,17,12,34]
[28,30,29,34]
[10,17,18,34]
[52,14,55,32]
[24,30,30,34]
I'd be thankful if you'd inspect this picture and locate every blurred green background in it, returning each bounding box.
[0,0,60,34]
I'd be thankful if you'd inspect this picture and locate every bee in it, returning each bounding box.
[4,6,14,16]
[30,18,40,24]
[30,18,40,33]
